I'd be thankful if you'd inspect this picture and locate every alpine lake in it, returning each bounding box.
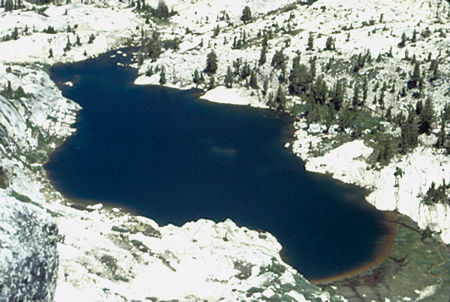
[45,48,395,281]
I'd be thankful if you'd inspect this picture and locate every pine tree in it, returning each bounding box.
[63,37,71,52]
[436,114,446,148]
[156,0,169,19]
[429,59,439,81]
[288,56,313,95]
[310,57,316,80]
[259,45,267,65]
[398,32,407,48]
[271,49,285,69]
[205,50,218,74]
[278,61,287,84]
[240,61,251,79]
[307,32,314,50]
[352,84,360,107]
[325,36,335,51]
[331,79,346,111]
[408,62,421,89]
[213,25,220,37]
[305,94,317,128]
[415,100,423,115]
[378,140,392,165]
[48,48,53,58]
[5,81,12,98]
[275,85,286,110]
[159,66,166,85]
[262,78,269,96]
[250,70,258,89]
[311,76,328,104]
[208,75,215,90]
[88,34,95,44]
[12,27,18,40]
[338,106,352,131]
[241,6,252,24]
[411,29,417,43]
[262,33,268,48]
[379,90,385,110]
[419,97,434,134]
[401,110,419,153]
[148,31,162,60]
[353,121,362,138]
[224,66,233,88]
[362,77,368,103]
[193,69,200,87]
[325,104,335,133]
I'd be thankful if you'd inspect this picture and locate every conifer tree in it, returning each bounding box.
[12,27,18,40]
[307,32,314,50]
[275,85,286,110]
[436,114,446,149]
[148,31,162,60]
[411,29,417,43]
[224,66,233,88]
[419,97,434,134]
[362,77,368,103]
[311,76,328,104]
[289,56,312,95]
[331,79,346,111]
[241,6,252,24]
[208,75,215,90]
[262,33,268,48]
[271,49,285,69]
[240,61,251,79]
[159,66,166,85]
[398,32,407,48]
[213,25,220,37]
[338,106,352,131]
[263,78,269,96]
[205,50,218,74]
[325,36,335,51]
[325,104,335,133]
[379,90,385,110]
[63,37,71,52]
[259,45,267,65]
[401,110,419,153]
[193,69,200,87]
[352,84,360,107]
[310,56,316,80]
[408,62,421,89]
[278,61,287,84]
[250,70,258,89]
[429,59,439,81]
[156,0,169,19]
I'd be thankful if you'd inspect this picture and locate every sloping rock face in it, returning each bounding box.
[0,192,59,301]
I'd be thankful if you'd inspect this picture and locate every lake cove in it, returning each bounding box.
[46,49,395,281]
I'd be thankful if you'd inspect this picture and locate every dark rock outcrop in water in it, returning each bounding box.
[0,192,59,301]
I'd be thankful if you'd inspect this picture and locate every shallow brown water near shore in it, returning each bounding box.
[311,211,397,284]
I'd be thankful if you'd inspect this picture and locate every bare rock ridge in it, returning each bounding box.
[0,192,59,301]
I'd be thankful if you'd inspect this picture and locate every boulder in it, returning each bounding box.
[0,192,59,301]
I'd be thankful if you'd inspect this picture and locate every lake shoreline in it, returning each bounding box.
[46,47,398,283]
[310,211,397,284]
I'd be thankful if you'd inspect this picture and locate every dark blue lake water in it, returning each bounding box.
[46,49,390,280]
